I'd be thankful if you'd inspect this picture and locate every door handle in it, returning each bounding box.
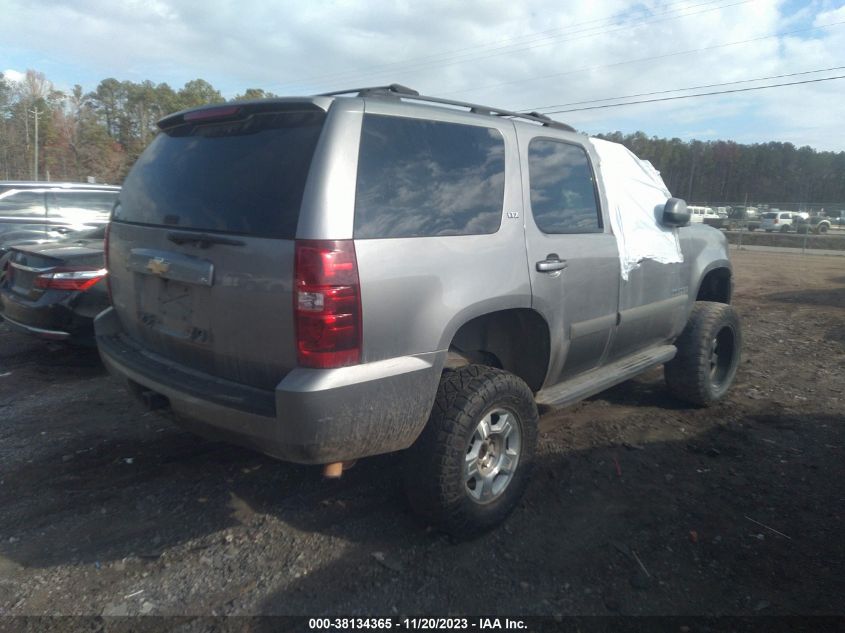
[536,255,568,273]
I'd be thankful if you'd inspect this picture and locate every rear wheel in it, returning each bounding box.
[665,302,742,406]
[403,365,538,537]
[780,225,790,233]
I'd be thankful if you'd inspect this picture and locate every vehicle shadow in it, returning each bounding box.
[0,327,105,379]
[247,411,845,618]
[2,392,843,616]
[584,368,696,412]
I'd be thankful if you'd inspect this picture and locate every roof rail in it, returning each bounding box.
[319,84,575,132]
[320,84,420,97]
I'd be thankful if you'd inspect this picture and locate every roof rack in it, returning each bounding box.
[319,84,575,132]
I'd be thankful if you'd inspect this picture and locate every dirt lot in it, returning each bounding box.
[0,250,843,618]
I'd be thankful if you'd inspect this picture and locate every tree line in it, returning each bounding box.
[0,70,275,184]
[1,69,843,206]
[595,131,845,206]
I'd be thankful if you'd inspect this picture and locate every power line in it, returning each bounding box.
[293,0,751,92]
[527,65,845,112]
[535,74,845,114]
[444,19,845,99]
[285,0,733,90]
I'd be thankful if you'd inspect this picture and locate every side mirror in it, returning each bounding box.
[662,198,690,227]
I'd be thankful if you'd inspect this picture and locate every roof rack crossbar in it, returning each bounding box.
[319,84,575,132]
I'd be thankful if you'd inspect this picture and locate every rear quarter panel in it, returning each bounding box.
[349,105,531,362]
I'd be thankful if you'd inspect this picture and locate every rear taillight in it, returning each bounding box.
[774,218,779,224]
[35,268,108,291]
[294,239,362,369]
[104,222,112,301]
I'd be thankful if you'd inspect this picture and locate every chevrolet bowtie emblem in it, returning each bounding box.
[146,257,171,275]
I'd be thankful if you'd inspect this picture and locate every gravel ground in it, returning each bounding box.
[0,250,843,618]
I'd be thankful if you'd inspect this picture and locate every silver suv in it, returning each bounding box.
[96,85,741,535]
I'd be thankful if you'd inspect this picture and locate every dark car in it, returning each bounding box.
[793,215,832,234]
[0,182,119,257]
[0,226,108,345]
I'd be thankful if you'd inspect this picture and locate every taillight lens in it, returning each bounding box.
[183,105,240,122]
[294,239,362,369]
[35,268,108,291]
[104,221,113,301]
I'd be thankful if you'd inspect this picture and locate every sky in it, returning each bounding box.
[2,0,844,151]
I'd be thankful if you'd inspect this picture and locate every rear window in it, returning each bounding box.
[48,190,118,213]
[0,191,45,216]
[354,115,505,238]
[116,110,326,238]
[47,190,117,224]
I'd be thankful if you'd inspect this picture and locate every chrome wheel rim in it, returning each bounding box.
[464,408,521,505]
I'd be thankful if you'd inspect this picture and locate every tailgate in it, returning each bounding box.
[108,103,327,391]
[108,224,296,390]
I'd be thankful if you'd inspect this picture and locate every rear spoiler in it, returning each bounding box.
[157,99,329,131]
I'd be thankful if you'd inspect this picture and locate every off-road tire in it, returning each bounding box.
[665,301,742,406]
[403,365,538,538]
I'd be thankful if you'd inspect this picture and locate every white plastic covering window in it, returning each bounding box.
[588,137,683,280]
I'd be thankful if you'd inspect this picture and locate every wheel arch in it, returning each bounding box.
[695,264,732,304]
[443,307,551,393]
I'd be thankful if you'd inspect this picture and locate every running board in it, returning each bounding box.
[535,345,677,408]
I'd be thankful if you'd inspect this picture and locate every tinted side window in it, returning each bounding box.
[0,191,46,216]
[354,115,505,238]
[528,140,601,234]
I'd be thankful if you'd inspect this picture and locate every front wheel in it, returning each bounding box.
[403,365,538,537]
[665,302,742,406]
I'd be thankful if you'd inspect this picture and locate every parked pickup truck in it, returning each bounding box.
[96,85,741,536]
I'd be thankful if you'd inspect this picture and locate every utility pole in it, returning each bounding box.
[29,107,42,181]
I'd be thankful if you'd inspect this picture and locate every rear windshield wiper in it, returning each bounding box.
[167,231,245,248]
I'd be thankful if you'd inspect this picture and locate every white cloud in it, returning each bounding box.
[2,69,24,82]
[0,0,843,149]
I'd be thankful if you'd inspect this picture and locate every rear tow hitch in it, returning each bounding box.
[140,390,170,411]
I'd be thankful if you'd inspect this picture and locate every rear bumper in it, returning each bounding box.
[95,307,444,464]
[1,313,70,340]
[0,287,101,343]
